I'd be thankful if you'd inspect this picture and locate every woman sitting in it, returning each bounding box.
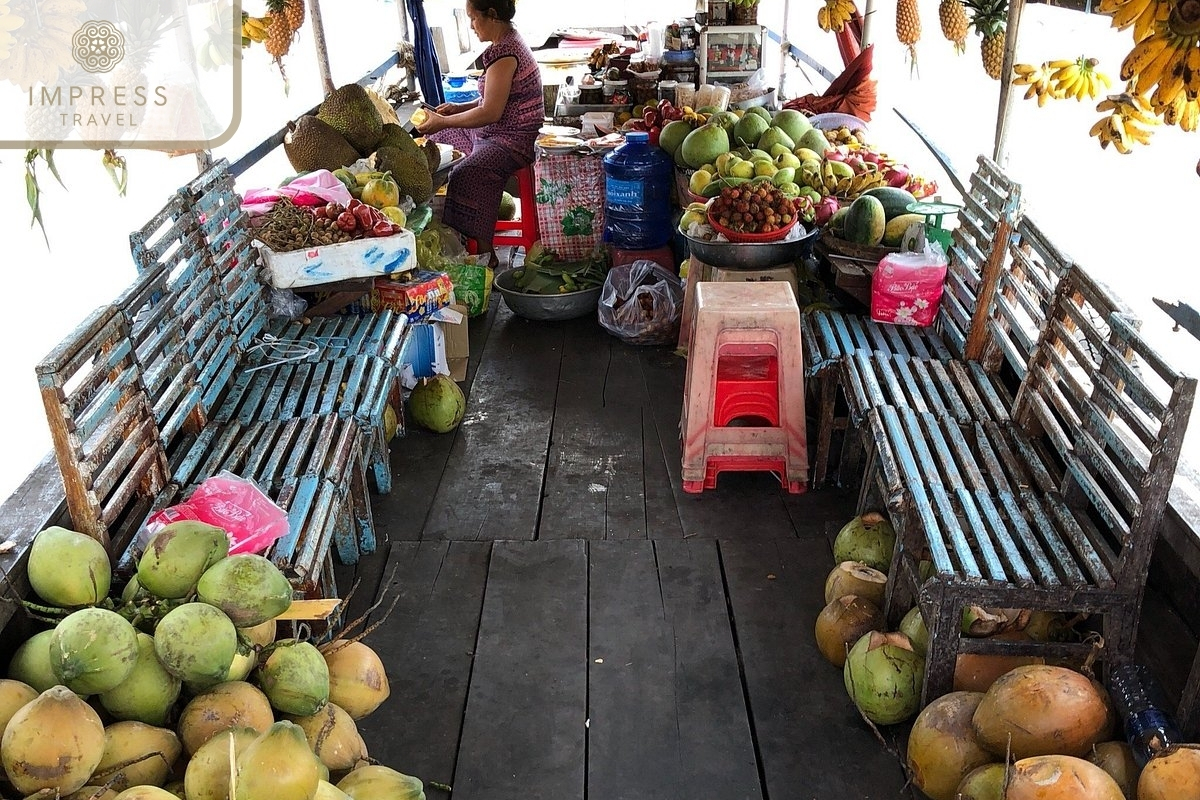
[415,0,544,268]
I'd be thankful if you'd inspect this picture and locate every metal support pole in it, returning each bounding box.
[308,0,335,95]
[861,0,875,50]
[992,0,1026,166]
[779,0,791,98]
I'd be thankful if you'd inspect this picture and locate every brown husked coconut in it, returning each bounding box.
[971,665,1108,759]
[284,702,368,771]
[1138,745,1200,800]
[823,561,888,606]
[905,691,993,800]
[814,595,885,667]
[323,641,390,720]
[176,680,274,755]
[1086,741,1140,799]
[91,721,183,791]
[953,631,1045,693]
[1,685,106,796]
[1007,754,1124,800]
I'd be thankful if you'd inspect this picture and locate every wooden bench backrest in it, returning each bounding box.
[184,161,271,353]
[1012,266,1197,583]
[126,192,235,437]
[35,307,168,551]
[938,155,1024,359]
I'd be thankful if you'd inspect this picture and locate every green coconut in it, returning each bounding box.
[407,375,466,434]
[832,511,897,574]
[284,703,367,771]
[8,630,58,692]
[844,631,925,726]
[234,721,322,800]
[337,765,426,800]
[899,606,929,656]
[153,603,237,687]
[98,633,182,726]
[197,554,293,627]
[51,607,140,695]
[27,526,111,608]
[184,727,261,800]
[258,640,330,716]
[91,721,182,792]
[137,521,229,599]
[112,788,179,800]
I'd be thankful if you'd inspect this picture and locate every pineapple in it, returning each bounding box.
[965,0,1008,79]
[264,0,298,60]
[896,0,921,66]
[282,0,305,33]
[938,0,969,54]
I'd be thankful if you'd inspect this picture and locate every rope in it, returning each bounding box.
[242,334,351,373]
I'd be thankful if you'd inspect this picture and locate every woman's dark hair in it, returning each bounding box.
[468,0,516,22]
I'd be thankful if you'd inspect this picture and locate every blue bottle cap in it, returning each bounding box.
[625,131,649,144]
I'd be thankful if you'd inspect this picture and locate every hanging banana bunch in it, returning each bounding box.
[241,12,272,47]
[1103,0,1200,133]
[1012,58,1113,105]
[1089,88,1161,152]
[817,0,857,32]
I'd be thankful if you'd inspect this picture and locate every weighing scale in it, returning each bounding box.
[905,200,962,252]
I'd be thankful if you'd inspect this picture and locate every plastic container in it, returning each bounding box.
[603,131,674,249]
[1109,663,1183,767]
[675,82,696,108]
[658,80,678,102]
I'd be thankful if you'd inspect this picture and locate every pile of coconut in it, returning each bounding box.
[0,524,424,800]
[814,512,1200,800]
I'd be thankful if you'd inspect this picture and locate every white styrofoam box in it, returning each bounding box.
[259,228,417,289]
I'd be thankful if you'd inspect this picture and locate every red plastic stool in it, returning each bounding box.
[681,282,809,494]
[463,163,539,256]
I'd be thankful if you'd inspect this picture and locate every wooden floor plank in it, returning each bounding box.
[588,539,762,800]
[541,320,646,540]
[452,540,588,800]
[638,348,801,539]
[354,540,491,787]
[422,304,564,541]
[720,539,908,797]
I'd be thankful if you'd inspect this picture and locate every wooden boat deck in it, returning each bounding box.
[334,300,913,799]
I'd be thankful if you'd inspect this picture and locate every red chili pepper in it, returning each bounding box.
[336,211,358,232]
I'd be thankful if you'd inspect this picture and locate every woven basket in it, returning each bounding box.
[730,2,758,24]
[819,229,899,262]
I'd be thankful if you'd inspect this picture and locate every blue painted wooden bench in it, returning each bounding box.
[864,263,1197,705]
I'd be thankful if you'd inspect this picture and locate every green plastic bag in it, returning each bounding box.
[444,259,493,317]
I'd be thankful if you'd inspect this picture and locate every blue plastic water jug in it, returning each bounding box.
[603,131,673,250]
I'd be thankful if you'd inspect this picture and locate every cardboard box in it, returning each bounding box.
[259,229,418,289]
[364,270,454,323]
[708,264,800,301]
[442,303,469,382]
[399,305,469,386]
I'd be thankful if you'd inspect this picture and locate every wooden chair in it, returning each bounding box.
[865,265,1197,704]
[802,155,1024,486]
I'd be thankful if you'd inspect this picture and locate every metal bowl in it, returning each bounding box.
[493,270,601,321]
[684,225,819,270]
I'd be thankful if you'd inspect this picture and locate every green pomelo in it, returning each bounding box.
[153,603,237,687]
[756,126,795,154]
[234,721,321,800]
[185,727,261,800]
[408,375,466,434]
[51,608,140,695]
[98,633,181,726]
[843,195,887,246]
[337,765,426,800]
[709,110,739,135]
[746,105,773,123]
[796,127,831,156]
[197,555,293,628]
[861,186,918,220]
[658,119,691,157]
[8,630,58,692]
[258,640,330,716]
[732,113,769,146]
[679,123,730,170]
[771,109,813,144]
[27,526,111,608]
[92,721,182,792]
[138,522,229,599]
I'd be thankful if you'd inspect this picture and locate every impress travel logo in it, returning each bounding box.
[0,0,241,151]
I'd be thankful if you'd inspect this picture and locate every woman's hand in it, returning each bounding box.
[414,109,450,135]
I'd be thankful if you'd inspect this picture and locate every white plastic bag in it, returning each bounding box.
[599,260,684,345]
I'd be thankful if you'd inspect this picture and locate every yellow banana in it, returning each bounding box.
[1110,0,1153,30]
[1184,45,1200,101]
[1132,1,1169,44]
[1122,34,1171,81]
[1052,63,1080,82]
[1182,99,1199,131]
[1143,40,1186,101]
[817,5,831,31]
[1013,62,1040,76]
[1047,58,1076,70]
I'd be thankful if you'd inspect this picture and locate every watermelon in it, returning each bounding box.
[861,186,918,220]
[844,195,887,246]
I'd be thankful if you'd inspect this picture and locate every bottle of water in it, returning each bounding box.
[602,131,673,250]
[1108,662,1183,767]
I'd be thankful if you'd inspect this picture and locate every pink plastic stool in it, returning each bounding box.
[681,282,809,494]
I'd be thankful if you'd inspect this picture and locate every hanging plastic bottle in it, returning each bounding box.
[1108,662,1183,767]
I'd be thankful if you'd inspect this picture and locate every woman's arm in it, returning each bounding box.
[416,56,517,135]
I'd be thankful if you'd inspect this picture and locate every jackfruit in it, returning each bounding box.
[421,139,442,174]
[316,84,384,156]
[392,150,434,204]
[377,122,420,156]
[283,116,360,173]
[373,146,406,178]
[498,191,516,221]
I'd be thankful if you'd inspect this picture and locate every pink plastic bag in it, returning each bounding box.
[870,248,950,327]
[139,472,290,555]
